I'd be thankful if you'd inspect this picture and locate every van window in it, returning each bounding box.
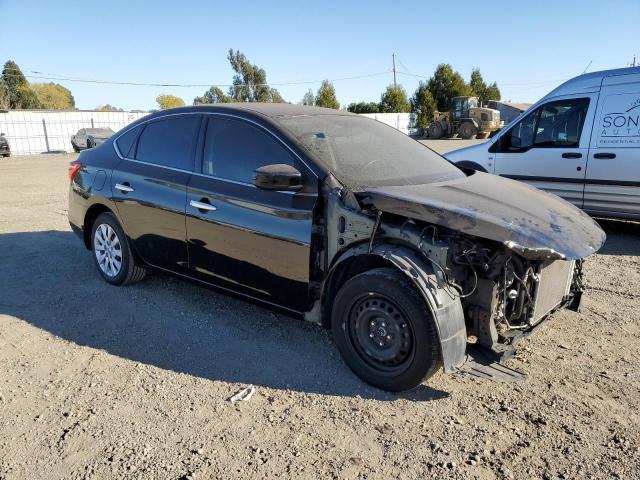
[499,98,589,151]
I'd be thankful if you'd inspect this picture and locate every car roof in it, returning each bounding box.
[541,67,640,99]
[152,103,358,119]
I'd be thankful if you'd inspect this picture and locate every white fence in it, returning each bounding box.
[361,112,418,136]
[0,109,418,156]
[0,110,148,155]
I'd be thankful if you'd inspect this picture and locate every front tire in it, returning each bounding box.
[459,122,477,139]
[331,268,442,391]
[428,122,443,139]
[91,212,146,285]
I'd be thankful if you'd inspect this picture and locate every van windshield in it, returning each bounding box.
[277,115,464,189]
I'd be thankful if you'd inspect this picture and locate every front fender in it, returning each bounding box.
[329,243,467,373]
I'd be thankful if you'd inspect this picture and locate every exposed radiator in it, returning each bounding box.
[531,260,575,324]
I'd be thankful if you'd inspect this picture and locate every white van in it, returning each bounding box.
[445,67,640,220]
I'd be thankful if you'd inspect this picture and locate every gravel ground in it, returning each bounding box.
[1,148,639,480]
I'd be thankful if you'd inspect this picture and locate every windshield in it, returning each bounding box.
[277,115,464,188]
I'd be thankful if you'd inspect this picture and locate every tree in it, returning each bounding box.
[426,64,472,111]
[411,81,437,130]
[31,82,75,110]
[194,86,232,105]
[1,60,41,109]
[347,101,380,114]
[96,104,123,112]
[156,94,185,110]
[379,85,411,113]
[301,89,314,106]
[314,80,339,109]
[484,81,501,103]
[469,68,501,104]
[227,49,283,103]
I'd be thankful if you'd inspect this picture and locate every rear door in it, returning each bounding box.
[493,94,596,208]
[186,115,318,312]
[112,114,202,271]
[585,72,640,218]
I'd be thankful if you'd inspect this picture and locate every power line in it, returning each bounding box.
[1,68,392,88]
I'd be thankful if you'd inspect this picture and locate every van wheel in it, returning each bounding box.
[331,268,442,391]
[91,212,146,286]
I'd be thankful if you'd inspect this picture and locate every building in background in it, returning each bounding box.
[487,101,532,124]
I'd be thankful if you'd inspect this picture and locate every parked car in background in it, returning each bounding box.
[68,104,604,391]
[71,128,114,152]
[445,67,640,220]
[0,132,10,157]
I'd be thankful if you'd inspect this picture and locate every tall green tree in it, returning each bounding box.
[194,86,231,104]
[469,68,501,104]
[346,101,380,113]
[1,60,41,109]
[379,85,411,113]
[31,82,75,109]
[227,49,283,102]
[426,64,472,111]
[411,81,437,130]
[301,89,314,106]
[484,81,501,103]
[314,80,340,109]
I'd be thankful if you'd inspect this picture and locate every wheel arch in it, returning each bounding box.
[322,243,467,373]
[83,203,115,250]
[455,160,487,173]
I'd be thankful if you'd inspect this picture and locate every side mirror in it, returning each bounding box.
[253,164,303,191]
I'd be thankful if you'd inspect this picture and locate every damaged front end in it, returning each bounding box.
[318,171,602,379]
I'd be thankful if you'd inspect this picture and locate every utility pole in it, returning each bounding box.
[392,53,397,87]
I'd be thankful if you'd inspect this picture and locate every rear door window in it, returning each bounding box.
[135,115,200,171]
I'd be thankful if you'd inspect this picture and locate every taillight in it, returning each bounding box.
[68,162,82,181]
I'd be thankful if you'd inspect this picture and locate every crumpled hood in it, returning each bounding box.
[358,171,605,260]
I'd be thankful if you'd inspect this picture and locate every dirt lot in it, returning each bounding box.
[1,147,639,480]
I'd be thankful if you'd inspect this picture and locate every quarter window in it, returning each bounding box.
[202,117,297,183]
[135,116,200,170]
[115,124,142,158]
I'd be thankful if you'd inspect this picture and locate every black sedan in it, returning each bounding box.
[68,104,604,391]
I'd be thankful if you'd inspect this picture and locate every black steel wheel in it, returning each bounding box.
[331,267,442,391]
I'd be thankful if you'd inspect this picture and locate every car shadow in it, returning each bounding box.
[0,230,448,402]
[595,218,640,256]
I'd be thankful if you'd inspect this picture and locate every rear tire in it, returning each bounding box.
[72,143,80,153]
[428,122,443,139]
[460,122,477,139]
[91,212,146,286]
[331,268,442,391]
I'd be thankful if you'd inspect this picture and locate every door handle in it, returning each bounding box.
[561,152,582,159]
[593,152,616,159]
[115,183,134,193]
[190,199,217,212]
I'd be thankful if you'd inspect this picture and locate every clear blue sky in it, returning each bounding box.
[1,0,638,111]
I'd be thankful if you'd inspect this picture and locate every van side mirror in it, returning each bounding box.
[253,164,303,191]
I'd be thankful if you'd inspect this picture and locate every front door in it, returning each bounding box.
[493,94,596,208]
[585,72,640,218]
[186,115,318,312]
[112,114,201,271]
